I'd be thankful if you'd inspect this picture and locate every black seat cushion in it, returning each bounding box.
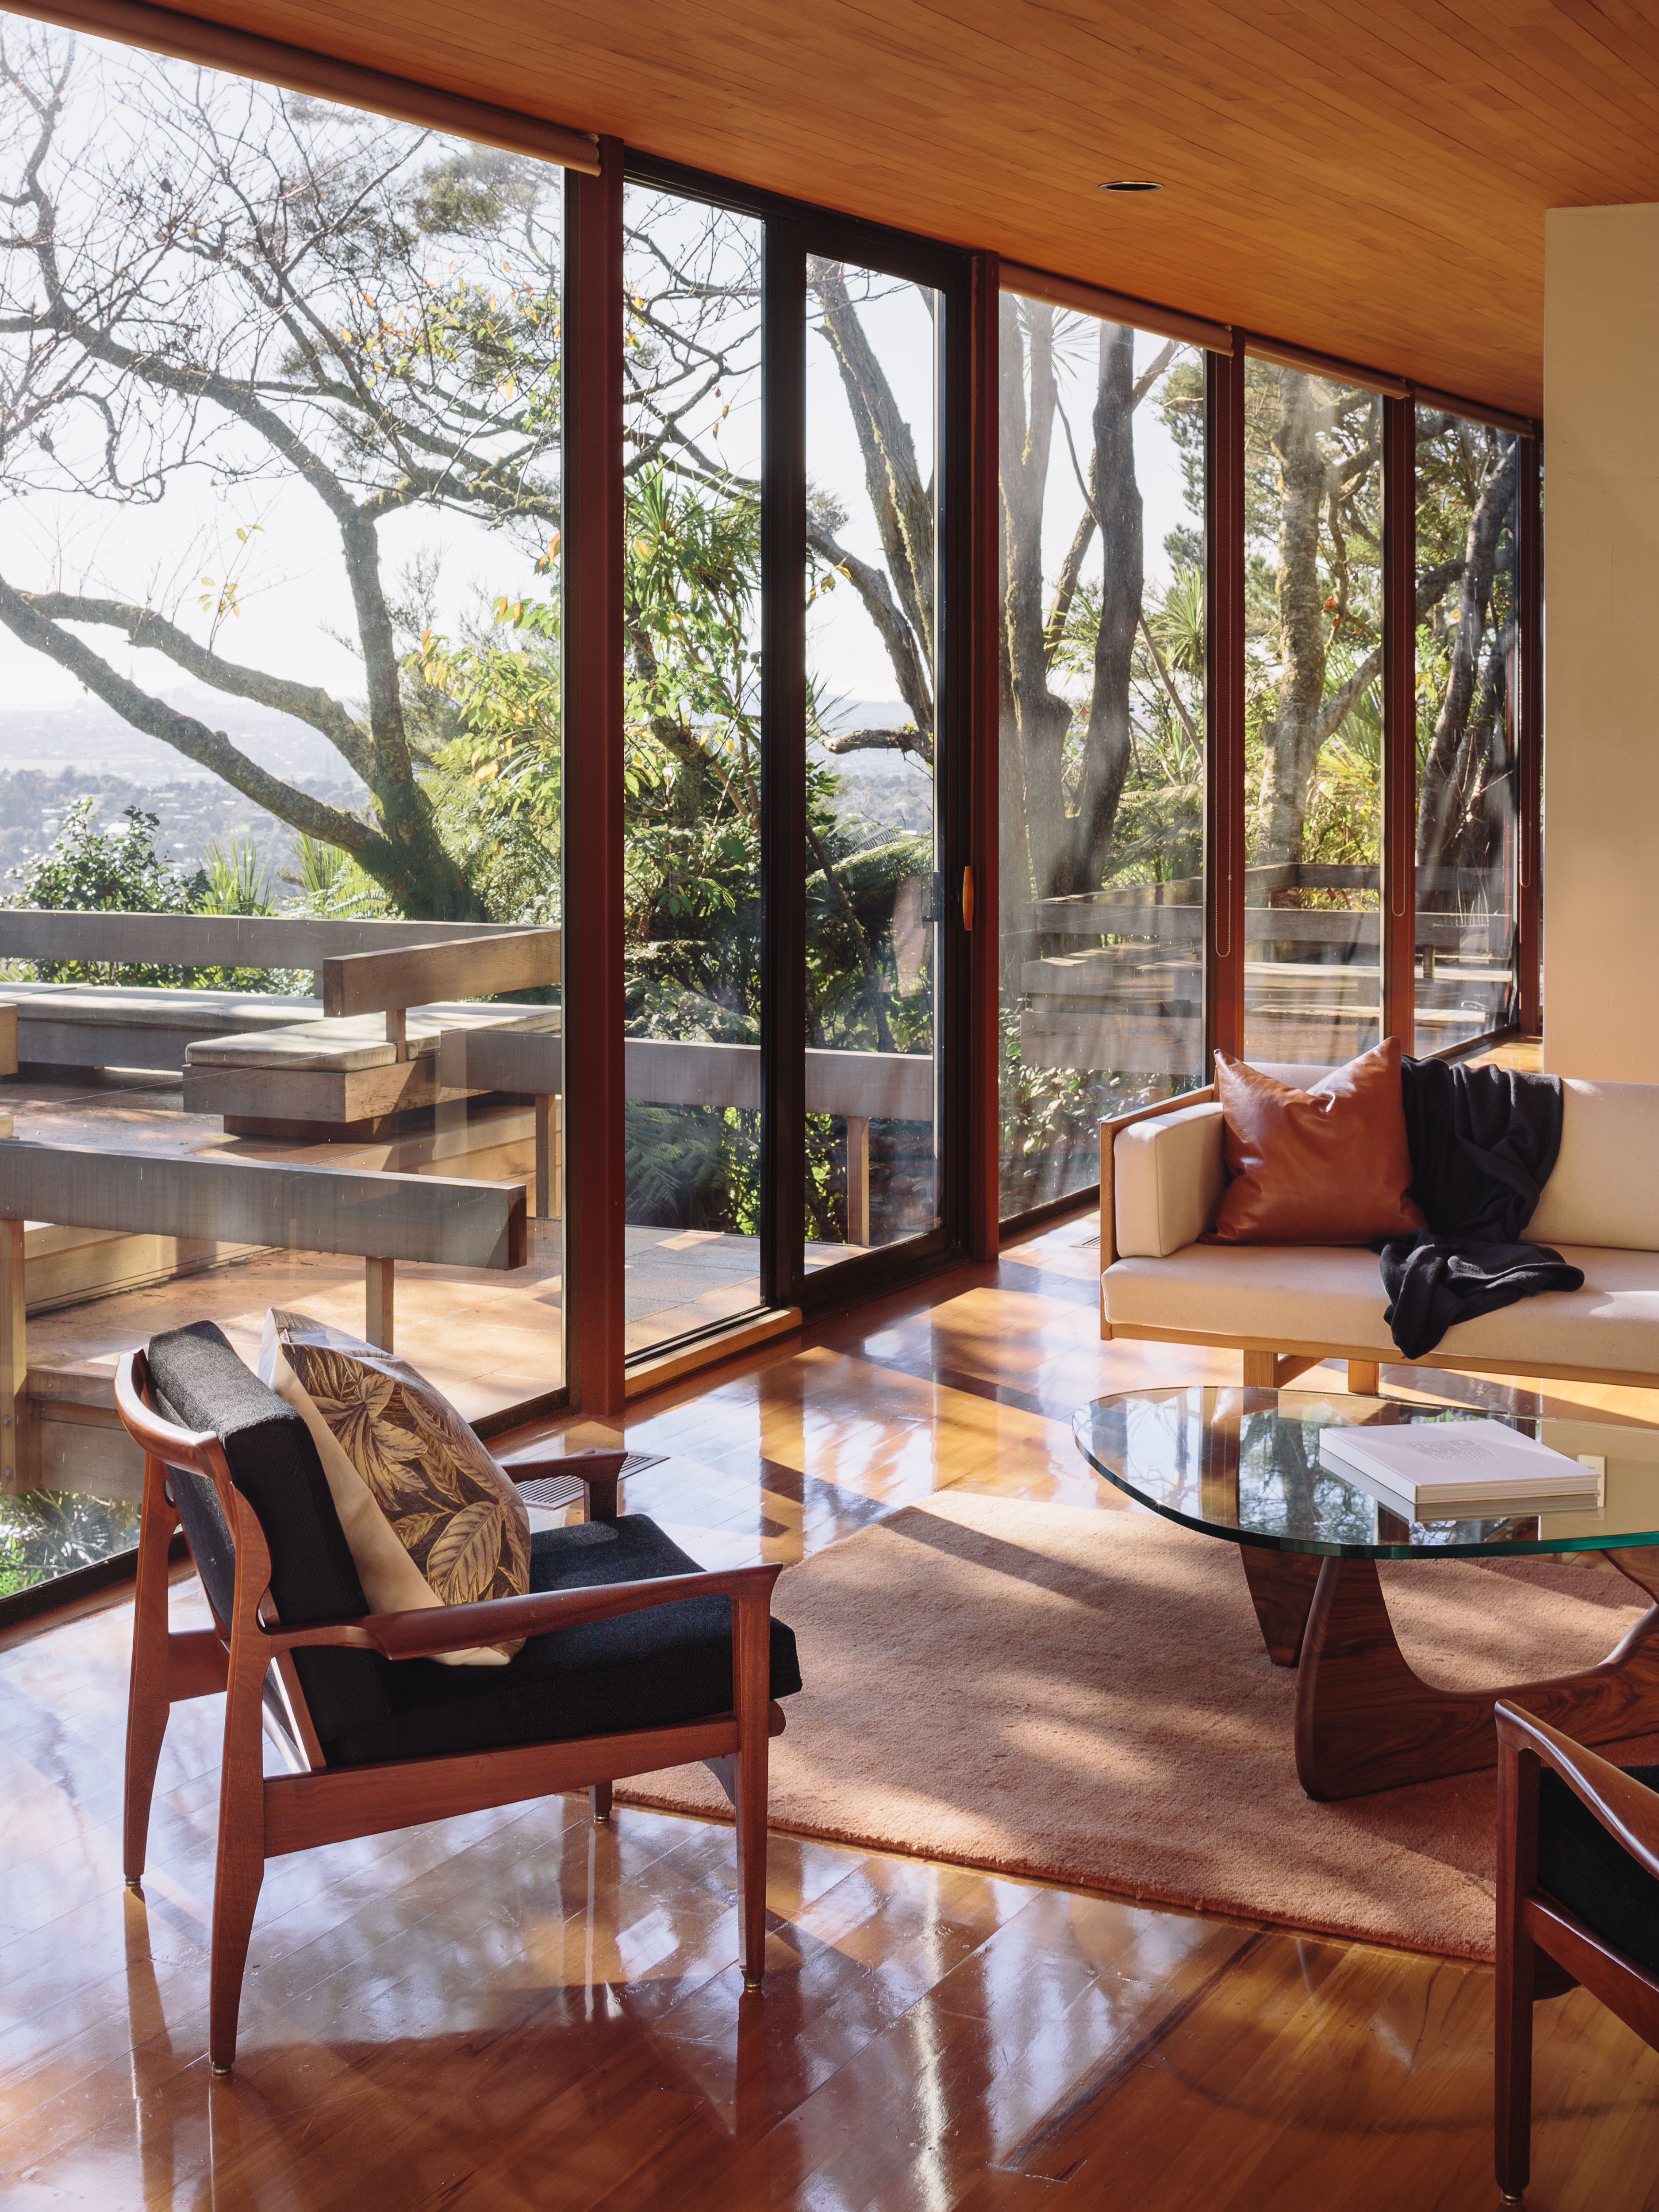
[321,1515,803,1767]
[1538,1763,1659,1980]
[146,1321,395,1742]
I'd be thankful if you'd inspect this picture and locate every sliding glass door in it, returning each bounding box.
[802,256,942,1274]
[620,166,969,1356]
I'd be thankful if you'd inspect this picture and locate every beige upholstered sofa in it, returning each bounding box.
[1099,1069,1659,1391]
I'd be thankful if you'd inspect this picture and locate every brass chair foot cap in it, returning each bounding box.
[741,1976,763,1993]
[210,2063,234,2077]
[124,1878,142,1894]
[1500,2195,1525,2205]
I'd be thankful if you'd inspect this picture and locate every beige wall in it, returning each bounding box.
[1543,204,1659,1079]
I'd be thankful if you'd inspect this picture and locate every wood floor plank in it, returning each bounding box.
[7,1216,1659,2205]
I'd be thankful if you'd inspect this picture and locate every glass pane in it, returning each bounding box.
[804,259,940,1265]
[1243,366,1383,1071]
[1414,412,1521,1049]
[0,19,566,1597]
[997,303,1206,1219]
[621,188,765,1355]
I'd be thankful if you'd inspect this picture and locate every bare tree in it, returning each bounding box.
[0,27,567,914]
[1415,418,1519,877]
[997,297,1182,928]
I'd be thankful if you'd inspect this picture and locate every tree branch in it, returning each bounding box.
[23,592,374,783]
[819,724,933,767]
[0,574,384,856]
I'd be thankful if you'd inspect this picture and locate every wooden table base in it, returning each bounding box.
[1238,1544,1659,1801]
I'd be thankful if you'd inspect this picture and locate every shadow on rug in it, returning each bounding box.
[616,1490,1659,1959]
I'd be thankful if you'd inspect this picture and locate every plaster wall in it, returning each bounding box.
[1544,204,1659,1079]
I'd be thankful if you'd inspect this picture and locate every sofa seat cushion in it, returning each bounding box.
[1102,1242,1659,1374]
[1538,1764,1659,1980]
[321,1514,803,1768]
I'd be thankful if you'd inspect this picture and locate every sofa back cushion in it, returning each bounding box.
[1114,1101,1229,1257]
[1525,1079,1659,1251]
[1208,1041,1425,1244]
[146,1321,393,1745]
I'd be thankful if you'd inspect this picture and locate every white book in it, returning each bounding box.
[1321,1444,1599,1524]
[1317,1418,1599,1509]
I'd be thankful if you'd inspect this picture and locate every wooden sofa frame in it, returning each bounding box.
[1098,1090,1659,1395]
[115,1348,785,2073]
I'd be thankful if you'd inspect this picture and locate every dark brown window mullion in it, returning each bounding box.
[1382,395,1417,1052]
[1205,342,1246,1065]
[761,221,808,1310]
[967,250,1001,1263]
[1517,435,1543,1038]
[562,142,627,1414]
[936,250,981,1267]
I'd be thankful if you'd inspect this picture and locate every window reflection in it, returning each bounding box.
[998,298,1206,1218]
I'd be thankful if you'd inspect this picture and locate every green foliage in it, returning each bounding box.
[197,836,273,916]
[10,800,300,990]
[0,1490,139,1598]
[10,799,205,983]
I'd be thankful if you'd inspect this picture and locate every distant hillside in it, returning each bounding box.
[0,768,363,895]
[0,687,369,794]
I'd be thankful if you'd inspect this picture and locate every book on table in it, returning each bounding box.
[1317,1418,1601,1518]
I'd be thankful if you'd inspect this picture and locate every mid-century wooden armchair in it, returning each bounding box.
[1494,1699,1659,2204]
[116,1322,800,2073]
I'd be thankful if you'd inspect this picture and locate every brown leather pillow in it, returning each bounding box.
[1207,1038,1426,1245]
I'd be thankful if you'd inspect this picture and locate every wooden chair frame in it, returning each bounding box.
[115,1348,786,2074]
[1494,1699,1659,2204]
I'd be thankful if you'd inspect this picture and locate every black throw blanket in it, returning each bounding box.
[1380,1058,1583,1359]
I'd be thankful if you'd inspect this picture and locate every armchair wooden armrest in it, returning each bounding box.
[1497,1700,1659,1882]
[494,1445,627,1521]
[1495,1698,1659,2200]
[265,1559,785,1663]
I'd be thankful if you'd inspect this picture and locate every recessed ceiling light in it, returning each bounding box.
[1099,179,1163,193]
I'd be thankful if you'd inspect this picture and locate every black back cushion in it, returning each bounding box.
[146,1321,393,1742]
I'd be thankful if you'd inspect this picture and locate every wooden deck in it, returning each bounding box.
[1,1203,1655,2207]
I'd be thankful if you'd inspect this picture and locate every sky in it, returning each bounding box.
[0,21,1201,785]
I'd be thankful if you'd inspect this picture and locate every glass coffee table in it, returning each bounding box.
[1072,1386,1659,1801]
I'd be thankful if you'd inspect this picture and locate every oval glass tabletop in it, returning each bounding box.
[1071,1386,1659,1560]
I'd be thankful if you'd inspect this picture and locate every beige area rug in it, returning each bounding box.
[618,1492,1659,1960]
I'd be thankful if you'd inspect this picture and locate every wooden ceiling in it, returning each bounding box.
[113,1,1659,413]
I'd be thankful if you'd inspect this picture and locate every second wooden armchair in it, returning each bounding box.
[1494,1698,1659,2204]
[117,1321,802,2074]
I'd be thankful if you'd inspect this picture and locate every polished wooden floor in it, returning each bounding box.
[4,1210,1659,2210]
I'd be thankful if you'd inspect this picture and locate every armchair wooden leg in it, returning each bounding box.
[590,1781,613,1824]
[124,1458,178,1888]
[1495,1740,1539,2204]
[732,1594,772,1992]
[210,1621,269,2075]
[1346,1359,1380,1397]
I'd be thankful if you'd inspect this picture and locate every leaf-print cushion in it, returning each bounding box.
[258,1309,531,1666]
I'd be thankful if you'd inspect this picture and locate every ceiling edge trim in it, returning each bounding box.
[1000,261,1232,354]
[1,0,603,170]
[1414,385,1539,439]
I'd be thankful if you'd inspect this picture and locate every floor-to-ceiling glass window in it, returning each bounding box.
[1413,409,1521,1048]
[0,13,567,1601]
[619,186,767,1356]
[1242,365,1383,1071]
[802,257,942,1268]
[996,293,1206,1219]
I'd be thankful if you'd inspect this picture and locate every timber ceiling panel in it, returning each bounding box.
[134,0,1659,412]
